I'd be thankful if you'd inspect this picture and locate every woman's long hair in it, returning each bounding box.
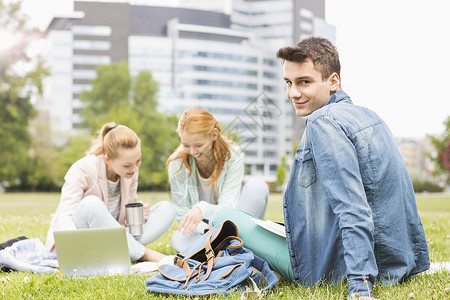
[88,122,140,159]
[166,108,232,192]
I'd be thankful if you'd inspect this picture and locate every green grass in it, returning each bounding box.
[0,192,449,299]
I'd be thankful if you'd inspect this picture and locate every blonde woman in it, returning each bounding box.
[46,123,175,262]
[167,108,269,252]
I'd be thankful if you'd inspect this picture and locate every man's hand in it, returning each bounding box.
[178,206,203,235]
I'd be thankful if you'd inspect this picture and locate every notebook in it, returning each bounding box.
[53,227,131,276]
[250,217,286,238]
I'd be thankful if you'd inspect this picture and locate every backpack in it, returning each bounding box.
[145,220,279,297]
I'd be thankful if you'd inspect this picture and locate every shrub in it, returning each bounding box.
[412,179,444,193]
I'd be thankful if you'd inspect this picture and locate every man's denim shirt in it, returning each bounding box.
[283,91,429,297]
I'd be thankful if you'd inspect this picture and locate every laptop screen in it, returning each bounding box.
[54,227,131,276]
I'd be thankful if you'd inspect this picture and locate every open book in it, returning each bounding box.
[250,218,286,238]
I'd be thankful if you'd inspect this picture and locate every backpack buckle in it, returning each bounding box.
[205,248,215,260]
[174,253,184,265]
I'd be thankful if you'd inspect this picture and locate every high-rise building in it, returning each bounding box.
[231,0,335,143]
[42,0,334,180]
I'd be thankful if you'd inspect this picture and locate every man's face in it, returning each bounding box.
[283,59,337,117]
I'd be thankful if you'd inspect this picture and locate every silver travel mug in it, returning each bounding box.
[125,202,144,237]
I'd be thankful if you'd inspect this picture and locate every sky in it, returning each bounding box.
[16,0,450,139]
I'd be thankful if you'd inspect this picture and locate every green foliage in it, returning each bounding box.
[14,121,61,191]
[412,178,444,193]
[0,0,49,186]
[292,140,299,156]
[0,192,449,299]
[271,155,287,191]
[429,116,450,183]
[133,70,159,111]
[0,0,49,189]
[79,62,179,190]
[79,61,132,130]
[57,134,91,179]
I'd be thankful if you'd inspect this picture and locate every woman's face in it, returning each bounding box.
[106,145,141,179]
[179,130,218,162]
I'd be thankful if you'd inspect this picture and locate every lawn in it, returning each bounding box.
[0,192,449,299]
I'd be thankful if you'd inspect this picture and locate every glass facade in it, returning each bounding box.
[128,31,287,179]
[42,0,332,180]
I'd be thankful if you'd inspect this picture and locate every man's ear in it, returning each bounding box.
[329,72,340,92]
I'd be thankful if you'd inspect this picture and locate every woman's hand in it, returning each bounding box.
[178,206,203,235]
[139,201,151,221]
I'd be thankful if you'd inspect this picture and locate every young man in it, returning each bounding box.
[278,37,429,298]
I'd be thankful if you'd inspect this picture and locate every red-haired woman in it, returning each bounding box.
[166,108,268,251]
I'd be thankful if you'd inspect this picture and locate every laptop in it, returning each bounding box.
[54,227,131,276]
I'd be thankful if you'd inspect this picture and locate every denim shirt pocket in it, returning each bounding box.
[296,148,317,188]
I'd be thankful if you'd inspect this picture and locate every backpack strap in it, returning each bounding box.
[250,254,279,291]
[174,230,217,280]
[174,254,191,277]
[203,230,216,280]
[182,261,205,289]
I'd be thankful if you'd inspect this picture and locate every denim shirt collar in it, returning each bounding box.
[324,90,352,107]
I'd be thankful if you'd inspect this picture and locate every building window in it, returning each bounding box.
[263,85,275,92]
[179,50,257,63]
[187,65,257,76]
[72,84,92,94]
[73,40,111,51]
[263,137,277,144]
[300,21,313,31]
[244,150,257,157]
[263,58,275,66]
[269,164,277,175]
[263,71,276,78]
[244,164,252,175]
[73,55,111,65]
[73,107,83,114]
[299,8,314,19]
[194,79,257,90]
[263,151,276,157]
[72,25,112,36]
[72,69,97,80]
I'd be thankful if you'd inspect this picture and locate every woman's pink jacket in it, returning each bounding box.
[45,154,138,251]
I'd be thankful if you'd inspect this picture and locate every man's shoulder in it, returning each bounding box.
[307,100,385,139]
[311,100,378,124]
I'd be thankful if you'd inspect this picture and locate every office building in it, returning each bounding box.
[42,0,333,180]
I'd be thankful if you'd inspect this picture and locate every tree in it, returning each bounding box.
[271,154,287,192]
[80,62,179,190]
[430,116,450,184]
[0,0,49,187]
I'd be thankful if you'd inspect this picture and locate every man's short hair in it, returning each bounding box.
[276,36,341,80]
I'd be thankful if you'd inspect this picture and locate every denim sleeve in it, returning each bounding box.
[309,115,377,297]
